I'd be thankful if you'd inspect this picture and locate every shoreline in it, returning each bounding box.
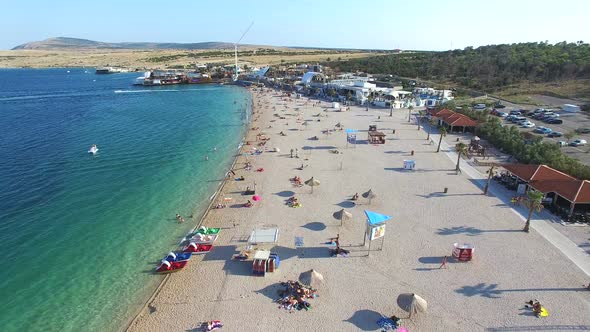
[123,87,254,332]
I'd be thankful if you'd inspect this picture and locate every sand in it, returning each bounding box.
[127,89,590,332]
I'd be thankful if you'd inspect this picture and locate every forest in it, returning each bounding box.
[326,42,590,90]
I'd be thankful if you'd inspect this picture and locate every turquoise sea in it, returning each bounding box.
[0,69,250,332]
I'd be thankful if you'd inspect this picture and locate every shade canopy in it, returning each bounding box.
[362,189,376,199]
[333,209,352,221]
[397,293,428,317]
[298,269,325,288]
[364,210,391,225]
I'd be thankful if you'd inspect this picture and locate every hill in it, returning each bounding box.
[12,37,240,50]
[326,42,590,92]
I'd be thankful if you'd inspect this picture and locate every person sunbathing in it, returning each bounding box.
[244,200,253,208]
[351,193,359,201]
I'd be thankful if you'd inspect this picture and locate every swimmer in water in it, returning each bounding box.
[205,155,209,161]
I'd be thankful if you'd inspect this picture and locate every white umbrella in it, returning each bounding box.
[305,177,320,193]
[362,189,377,205]
[333,209,352,226]
[397,293,428,318]
[298,269,325,288]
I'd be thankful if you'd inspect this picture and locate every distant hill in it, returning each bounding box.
[12,37,243,50]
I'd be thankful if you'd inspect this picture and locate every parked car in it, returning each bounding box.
[576,128,590,134]
[473,103,487,110]
[546,118,563,124]
[535,126,552,134]
[547,131,563,138]
[495,103,506,109]
[557,141,568,147]
[570,139,587,146]
[512,116,527,123]
[509,110,522,115]
[521,121,535,128]
[506,115,516,121]
[497,112,508,117]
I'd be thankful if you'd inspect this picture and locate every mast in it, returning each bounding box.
[234,22,254,81]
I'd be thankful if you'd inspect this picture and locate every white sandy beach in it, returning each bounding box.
[127,88,590,332]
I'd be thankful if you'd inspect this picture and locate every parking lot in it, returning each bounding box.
[488,103,590,165]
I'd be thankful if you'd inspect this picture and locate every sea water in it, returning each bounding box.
[0,69,250,331]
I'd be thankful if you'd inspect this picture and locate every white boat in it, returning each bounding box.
[88,145,98,154]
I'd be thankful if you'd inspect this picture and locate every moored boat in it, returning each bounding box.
[186,233,218,244]
[182,242,213,255]
[155,259,188,274]
[164,251,192,263]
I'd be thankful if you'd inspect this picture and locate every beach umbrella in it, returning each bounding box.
[362,189,377,205]
[397,293,428,318]
[298,269,325,289]
[333,209,352,226]
[305,177,320,193]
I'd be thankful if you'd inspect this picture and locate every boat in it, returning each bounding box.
[96,67,128,74]
[186,233,218,244]
[155,259,188,274]
[163,251,192,263]
[182,242,213,255]
[88,144,98,154]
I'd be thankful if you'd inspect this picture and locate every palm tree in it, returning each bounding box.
[417,110,425,130]
[455,142,468,172]
[483,164,496,194]
[436,126,447,152]
[408,105,414,122]
[427,119,436,140]
[522,190,544,232]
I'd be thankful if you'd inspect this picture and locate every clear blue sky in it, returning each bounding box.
[1,0,588,50]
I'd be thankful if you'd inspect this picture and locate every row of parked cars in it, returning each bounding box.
[491,108,587,147]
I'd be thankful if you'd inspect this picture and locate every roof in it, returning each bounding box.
[429,108,478,127]
[502,164,590,203]
[368,131,386,137]
[365,210,392,225]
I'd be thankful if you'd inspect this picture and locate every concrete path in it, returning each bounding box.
[435,134,590,276]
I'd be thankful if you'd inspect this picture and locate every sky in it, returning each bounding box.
[1,0,589,50]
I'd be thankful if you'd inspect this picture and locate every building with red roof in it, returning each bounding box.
[502,164,590,215]
[427,108,478,132]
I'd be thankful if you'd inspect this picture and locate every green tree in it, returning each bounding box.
[437,126,447,153]
[522,190,544,232]
[455,142,468,172]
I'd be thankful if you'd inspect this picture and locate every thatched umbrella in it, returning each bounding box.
[362,189,377,205]
[298,269,324,289]
[305,177,320,193]
[397,293,428,318]
[333,209,352,226]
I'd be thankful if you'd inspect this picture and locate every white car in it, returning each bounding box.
[570,139,587,147]
[521,121,535,128]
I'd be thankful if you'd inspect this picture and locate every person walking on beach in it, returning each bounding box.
[439,256,448,269]
[295,148,299,158]
[290,149,294,158]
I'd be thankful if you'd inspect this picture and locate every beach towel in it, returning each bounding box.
[376,317,397,330]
